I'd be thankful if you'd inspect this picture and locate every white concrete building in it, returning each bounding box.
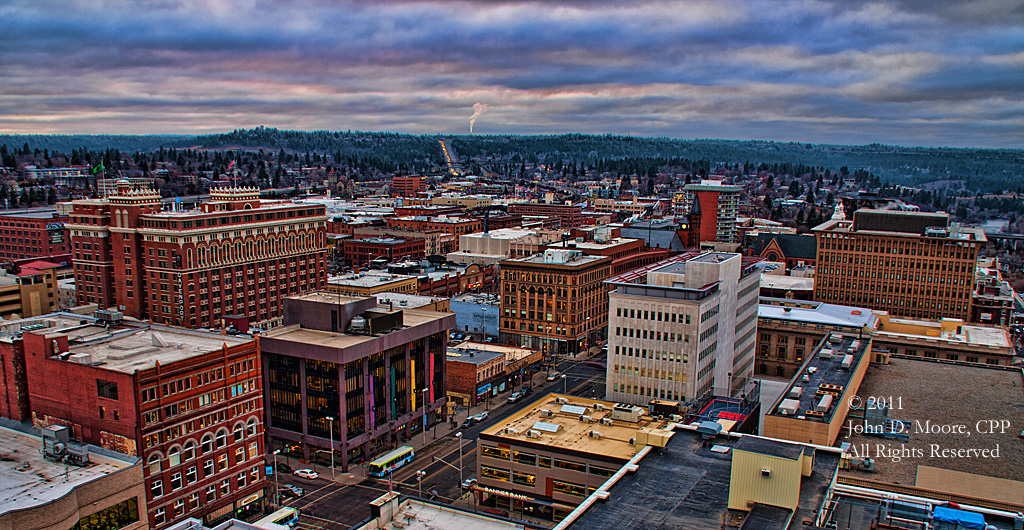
[605,252,760,405]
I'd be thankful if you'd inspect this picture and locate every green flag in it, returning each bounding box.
[90,162,104,175]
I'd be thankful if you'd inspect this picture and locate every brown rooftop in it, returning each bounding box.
[481,393,673,461]
[841,358,1024,485]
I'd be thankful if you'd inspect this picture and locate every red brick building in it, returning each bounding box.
[391,176,425,197]
[342,237,426,267]
[507,203,583,228]
[386,215,482,235]
[418,263,494,297]
[0,210,70,260]
[394,205,462,217]
[66,183,327,329]
[12,315,265,529]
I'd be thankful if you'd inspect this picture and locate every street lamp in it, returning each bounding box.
[415,469,426,498]
[455,432,464,486]
[326,416,336,481]
[273,449,281,506]
[561,373,568,394]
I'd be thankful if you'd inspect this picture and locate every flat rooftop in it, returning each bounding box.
[841,358,1024,485]
[0,425,135,515]
[449,341,536,361]
[759,298,877,330]
[760,275,815,292]
[376,292,443,309]
[557,237,639,250]
[66,323,250,373]
[768,332,869,424]
[265,309,451,348]
[875,317,1011,349]
[0,209,60,220]
[446,348,503,365]
[328,271,417,288]
[481,393,671,462]
[569,429,838,530]
[502,253,608,268]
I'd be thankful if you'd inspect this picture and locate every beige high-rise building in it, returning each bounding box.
[605,252,760,405]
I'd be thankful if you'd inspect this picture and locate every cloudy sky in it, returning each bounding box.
[1,0,1022,147]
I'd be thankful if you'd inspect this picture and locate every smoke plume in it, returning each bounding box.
[469,102,487,134]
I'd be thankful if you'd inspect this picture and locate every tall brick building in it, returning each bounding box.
[6,313,265,529]
[66,182,327,329]
[0,209,70,260]
[812,209,985,320]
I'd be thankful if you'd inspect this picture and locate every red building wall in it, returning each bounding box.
[696,191,719,243]
[0,339,29,421]
[342,238,426,267]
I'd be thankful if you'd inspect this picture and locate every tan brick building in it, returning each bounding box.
[499,249,611,356]
[812,209,984,321]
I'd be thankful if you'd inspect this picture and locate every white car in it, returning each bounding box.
[473,411,489,422]
[293,469,319,480]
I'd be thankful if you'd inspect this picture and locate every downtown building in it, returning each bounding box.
[812,209,984,321]
[0,312,265,529]
[605,252,760,405]
[65,182,327,330]
[260,292,454,470]
[0,209,69,260]
[499,249,612,356]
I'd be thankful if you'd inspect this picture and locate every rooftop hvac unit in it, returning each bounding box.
[505,427,520,435]
[601,417,613,425]
[628,437,636,445]
[68,353,92,364]
[788,387,803,399]
[807,366,818,374]
[42,425,89,466]
[841,355,854,369]
[588,430,603,439]
[579,415,595,423]
[94,309,123,325]
[816,394,834,413]
[802,374,811,383]
[778,399,800,416]
[850,340,860,350]
[555,397,568,404]
[761,469,771,478]
[819,349,833,359]
[540,409,553,417]
[594,403,607,411]
[349,316,366,331]
[670,414,683,422]
[526,430,541,439]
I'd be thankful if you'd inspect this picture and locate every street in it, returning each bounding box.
[277,351,607,529]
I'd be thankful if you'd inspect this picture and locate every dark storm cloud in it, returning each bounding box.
[0,0,1021,146]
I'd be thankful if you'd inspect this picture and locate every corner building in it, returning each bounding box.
[812,209,984,320]
[13,314,265,529]
[260,293,454,469]
[66,182,327,329]
[605,252,760,405]
[499,249,611,356]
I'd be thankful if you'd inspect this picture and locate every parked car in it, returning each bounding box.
[276,462,293,474]
[461,478,478,490]
[293,469,319,480]
[523,386,533,396]
[546,372,560,381]
[473,411,489,422]
[460,418,477,429]
[508,391,524,404]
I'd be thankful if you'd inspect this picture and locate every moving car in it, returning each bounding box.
[461,478,478,490]
[508,391,525,404]
[279,484,304,497]
[472,411,488,422]
[546,372,560,381]
[276,462,293,474]
[460,418,476,429]
[293,469,319,480]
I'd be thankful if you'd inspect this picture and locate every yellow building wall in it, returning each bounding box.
[728,449,802,511]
